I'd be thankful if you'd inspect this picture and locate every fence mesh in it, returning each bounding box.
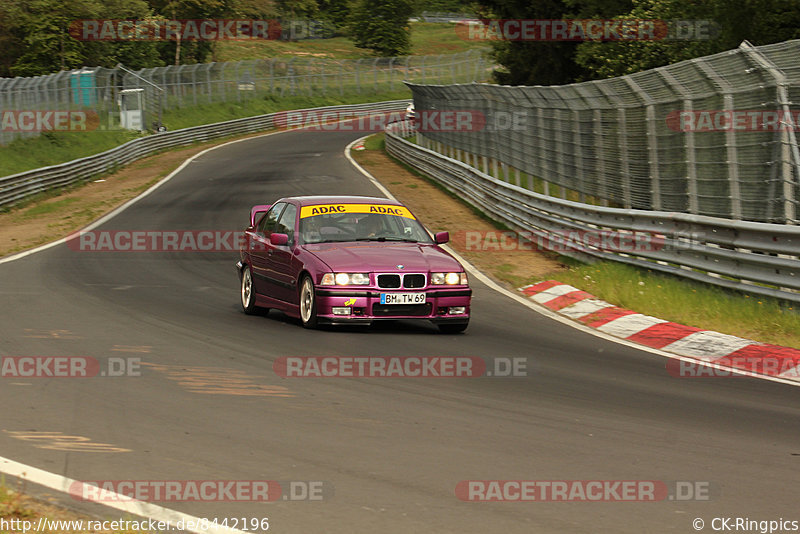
[409,40,800,223]
[0,49,490,145]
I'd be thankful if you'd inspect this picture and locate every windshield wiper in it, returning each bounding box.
[354,237,419,243]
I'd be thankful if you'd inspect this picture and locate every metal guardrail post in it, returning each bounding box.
[535,107,550,196]
[553,108,567,199]
[206,63,214,103]
[355,59,362,94]
[695,60,743,220]
[320,60,326,95]
[592,82,632,208]
[220,63,227,102]
[624,76,661,211]
[658,67,699,215]
[592,108,608,205]
[740,40,800,224]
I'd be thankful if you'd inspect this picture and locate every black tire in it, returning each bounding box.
[240,265,261,315]
[437,321,468,334]
[299,275,318,329]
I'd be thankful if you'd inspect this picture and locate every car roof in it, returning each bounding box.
[287,195,404,207]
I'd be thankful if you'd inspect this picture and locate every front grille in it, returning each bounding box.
[376,273,427,289]
[377,274,401,288]
[372,303,433,317]
[403,274,426,288]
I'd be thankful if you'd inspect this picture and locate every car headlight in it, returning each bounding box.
[431,272,468,285]
[321,273,370,286]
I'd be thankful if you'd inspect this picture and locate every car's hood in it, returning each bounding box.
[302,242,461,273]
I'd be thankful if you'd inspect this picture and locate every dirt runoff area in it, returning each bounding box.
[351,137,565,290]
[0,483,141,534]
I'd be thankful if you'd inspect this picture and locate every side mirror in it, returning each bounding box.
[250,204,272,227]
[270,233,289,246]
[434,231,449,244]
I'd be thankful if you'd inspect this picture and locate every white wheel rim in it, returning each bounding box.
[300,278,314,323]
[242,269,252,308]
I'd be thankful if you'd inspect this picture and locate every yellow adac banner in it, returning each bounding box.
[299,203,416,220]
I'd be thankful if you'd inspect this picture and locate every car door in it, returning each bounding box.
[264,203,298,303]
[249,202,285,297]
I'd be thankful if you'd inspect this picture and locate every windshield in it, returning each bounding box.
[299,209,433,245]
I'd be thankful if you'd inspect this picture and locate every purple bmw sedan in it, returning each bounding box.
[237,195,471,333]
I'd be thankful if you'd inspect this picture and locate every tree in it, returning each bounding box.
[145,0,231,65]
[573,0,800,80]
[350,0,414,56]
[7,0,100,76]
[3,0,161,76]
[0,2,28,76]
[275,0,318,19]
[317,0,350,31]
[475,0,610,86]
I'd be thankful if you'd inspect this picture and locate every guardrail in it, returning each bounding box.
[385,121,800,303]
[405,40,800,224]
[0,100,409,208]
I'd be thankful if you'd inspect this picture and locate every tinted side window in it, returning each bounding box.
[256,202,285,235]
[275,204,297,245]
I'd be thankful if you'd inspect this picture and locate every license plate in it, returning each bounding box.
[380,292,426,305]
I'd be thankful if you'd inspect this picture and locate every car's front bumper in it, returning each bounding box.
[314,287,471,324]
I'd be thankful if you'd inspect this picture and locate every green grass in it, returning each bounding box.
[362,132,386,151]
[20,197,80,218]
[162,92,411,131]
[440,141,621,206]
[553,260,800,348]
[0,480,145,533]
[0,482,34,519]
[0,130,140,178]
[213,22,486,62]
[408,22,485,55]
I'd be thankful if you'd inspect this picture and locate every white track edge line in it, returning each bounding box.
[0,455,246,534]
[343,135,800,388]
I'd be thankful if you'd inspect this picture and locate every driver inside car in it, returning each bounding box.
[360,215,384,238]
[303,216,323,243]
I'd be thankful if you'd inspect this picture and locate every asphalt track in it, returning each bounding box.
[1,127,799,533]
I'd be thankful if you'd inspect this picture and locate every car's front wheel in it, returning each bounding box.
[299,275,318,328]
[241,265,260,315]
